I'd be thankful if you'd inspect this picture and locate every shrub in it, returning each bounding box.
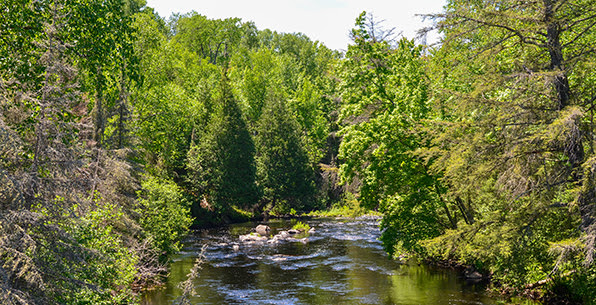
[292,221,311,232]
[66,202,139,304]
[137,176,192,258]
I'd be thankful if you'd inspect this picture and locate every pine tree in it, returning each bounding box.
[255,98,316,214]
[1,1,96,302]
[419,0,596,294]
[187,72,258,211]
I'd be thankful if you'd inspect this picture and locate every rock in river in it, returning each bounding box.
[255,224,271,236]
[464,267,483,280]
[239,233,268,243]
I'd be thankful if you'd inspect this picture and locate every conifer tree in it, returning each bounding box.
[420,0,596,294]
[255,98,316,214]
[187,72,258,211]
[0,1,124,302]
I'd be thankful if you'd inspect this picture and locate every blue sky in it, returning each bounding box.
[145,0,447,51]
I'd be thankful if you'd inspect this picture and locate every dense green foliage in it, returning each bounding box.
[137,177,192,257]
[67,202,139,304]
[1,1,339,303]
[1,1,148,304]
[338,13,444,255]
[421,1,596,300]
[186,74,258,211]
[3,0,596,303]
[335,4,596,304]
[255,98,317,214]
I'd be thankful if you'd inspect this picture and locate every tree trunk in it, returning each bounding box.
[117,63,128,149]
[94,67,104,148]
[455,196,475,225]
[544,0,570,110]
[436,185,457,229]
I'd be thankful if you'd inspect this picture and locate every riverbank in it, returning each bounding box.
[421,258,550,304]
[190,197,381,229]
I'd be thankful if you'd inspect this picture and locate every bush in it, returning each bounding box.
[137,176,192,258]
[306,192,376,218]
[292,221,311,232]
[67,202,139,304]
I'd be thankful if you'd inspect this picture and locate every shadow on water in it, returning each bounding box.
[141,218,533,305]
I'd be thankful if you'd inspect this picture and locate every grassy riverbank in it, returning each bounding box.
[190,193,380,229]
[304,204,380,218]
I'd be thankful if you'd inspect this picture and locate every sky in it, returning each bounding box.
[144,0,447,51]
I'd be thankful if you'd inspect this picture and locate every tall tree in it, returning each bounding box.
[0,1,135,303]
[420,0,596,293]
[0,0,45,85]
[337,12,447,255]
[67,0,138,148]
[255,97,316,214]
[187,72,258,211]
[131,10,220,178]
[288,78,330,165]
[174,13,243,65]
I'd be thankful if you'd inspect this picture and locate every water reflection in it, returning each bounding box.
[141,218,515,305]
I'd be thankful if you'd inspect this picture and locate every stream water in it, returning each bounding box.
[141,217,522,305]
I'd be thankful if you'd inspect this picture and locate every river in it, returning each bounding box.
[141,217,529,304]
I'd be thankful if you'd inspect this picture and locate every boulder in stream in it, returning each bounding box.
[268,231,292,244]
[239,233,268,243]
[287,237,308,244]
[255,224,271,236]
[242,227,310,245]
[464,267,484,280]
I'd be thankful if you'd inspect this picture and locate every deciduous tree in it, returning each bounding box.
[338,12,448,255]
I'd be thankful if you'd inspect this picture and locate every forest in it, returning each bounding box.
[1,0,595,304]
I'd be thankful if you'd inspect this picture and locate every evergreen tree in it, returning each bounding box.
[420,0,596,296]
[187,72,258,211]
[255,98,316,214]
[1,1,142,303]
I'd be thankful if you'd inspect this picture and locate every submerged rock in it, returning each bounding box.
[268,231,289,244]
[287,237,308,244]
[277,230,289,238]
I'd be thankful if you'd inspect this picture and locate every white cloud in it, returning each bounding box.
[145,0,446,50]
